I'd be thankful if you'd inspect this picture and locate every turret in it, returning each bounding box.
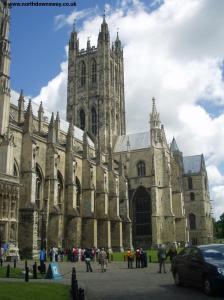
[55,111,60,143]
[170,137,180,153]
[150,97,162,146]
[170,137,184,172]
[0,1,11,135]
[24,99,33,134]
[69,19,79,54]
[97,13,110,46]
[67,19,79,123]
[115,32,122,54]
[86,37,91,51]
[38,101,44,133]
[47,113,56,143]
[18,89,25,123]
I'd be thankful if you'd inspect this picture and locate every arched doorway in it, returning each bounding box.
[133,186,152,248]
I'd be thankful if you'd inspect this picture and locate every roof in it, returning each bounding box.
[183,155,202,174]
[10,90,94,148]
[114,132,150,152]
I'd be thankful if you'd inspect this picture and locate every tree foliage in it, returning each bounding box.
[214,213,224,239]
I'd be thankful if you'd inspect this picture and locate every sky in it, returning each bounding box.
[9,0,224,219]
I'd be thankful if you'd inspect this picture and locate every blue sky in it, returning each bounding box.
[10,0,163,96]
[9,0,224,219]
[10,0,160,95]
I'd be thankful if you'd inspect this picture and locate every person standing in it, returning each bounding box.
[127,249,133,269]
[99,248,107,272]
[166,244,177,270]
[157,244,166,273]
[84,248,93,272]
[135,248,141,268]
[39,248,46,274]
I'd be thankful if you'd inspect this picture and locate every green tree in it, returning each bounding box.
[214,213,224,239]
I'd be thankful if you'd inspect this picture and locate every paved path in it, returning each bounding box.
[1,260,223,299]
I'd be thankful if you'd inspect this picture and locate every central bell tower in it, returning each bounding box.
[66,16,126,152]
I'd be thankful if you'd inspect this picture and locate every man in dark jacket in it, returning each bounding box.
[84,248,93,272]
[157,244,166,273]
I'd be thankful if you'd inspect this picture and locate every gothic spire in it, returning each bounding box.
[55,111,60,143]
[87,36,91,50]
[170,137,179,152]
[115,31,122,54]
[98,9,110,44]
[152,97,156,114]
[0,0,11,134]
[38,101,44,133]
[18,89,25,123]
[48,113,56,143]
[69,18,79,52]
[24,99,33,133]
[150,97,160,129]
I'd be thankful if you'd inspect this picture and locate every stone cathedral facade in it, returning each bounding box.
[0,4,213,257]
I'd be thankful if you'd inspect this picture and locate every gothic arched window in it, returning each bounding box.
[36,165,43,209]
[91,107,97,136]
[115,66,118,92]
[189,213,196,230]
[204,176,207,189]
[91,59,97,84]
[81,61,86,87]
[135,186,151,236]
[190,192,195,201]
[80,109,85,130]
[57,171,63,208]
[76,177,81,211]
[110,61,113,86]
[13,160,19,177]
[137,161,146,177]
[188,176,193,190]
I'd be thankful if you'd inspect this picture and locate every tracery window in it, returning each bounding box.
[91,107,97,136]
[57,172,63,208]
[80,109,85,130]
[189,213,196,230]
[115,66,118,92]
[190,192,195,201]
[11,201,16,218]
[110,61,113,86]
[81,61,86,87]
[76,177,81,210]
[188,176,193,190]
[135,187,151,236]
[35,165,43,209]
[13,161,19,177]
[91,59,97,84]
[137,161,146,177]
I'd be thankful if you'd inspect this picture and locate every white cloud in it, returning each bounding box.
[30,0,224,218]
[54,7,99,31]
[33,58,68,119]
[211,186,224,220]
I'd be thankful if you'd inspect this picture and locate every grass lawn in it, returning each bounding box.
[0,266,45,279]
[0,283,70,300]
[112,249,181,263]
[112,250,161,262]
[0,267,23,278]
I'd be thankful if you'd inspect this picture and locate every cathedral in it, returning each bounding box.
[0,3,213,258]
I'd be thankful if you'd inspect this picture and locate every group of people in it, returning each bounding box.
[83,247,109,273]
[38,243,179,275]
[126,248,148,269]
[157,243,178,273]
